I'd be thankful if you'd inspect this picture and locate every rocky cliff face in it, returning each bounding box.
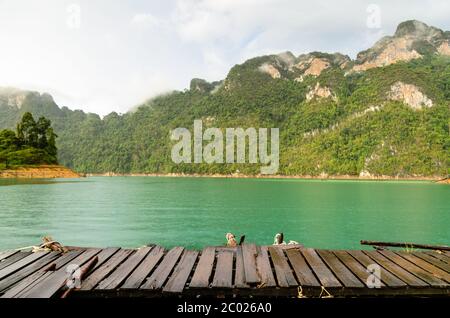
[389,81,433,110]
[306,82,336,101]
[0,87,29,109]
[352,20,450,72]
[258,63,282,79]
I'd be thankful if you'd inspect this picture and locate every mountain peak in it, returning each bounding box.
[352,20,449,72]
[394,20,443,38]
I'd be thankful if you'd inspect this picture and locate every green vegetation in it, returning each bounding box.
[0,56,448,177]
[0,112,58,170]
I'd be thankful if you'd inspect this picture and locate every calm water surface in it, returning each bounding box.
[0,177,448,250]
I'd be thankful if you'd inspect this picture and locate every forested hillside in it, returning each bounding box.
[0,20,448,177]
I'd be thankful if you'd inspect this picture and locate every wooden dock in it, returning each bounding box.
[0,244,449,298]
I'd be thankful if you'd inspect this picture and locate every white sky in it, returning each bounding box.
[0,0,449,115]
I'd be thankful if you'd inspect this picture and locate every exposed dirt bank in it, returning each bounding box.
[0,165,80,179]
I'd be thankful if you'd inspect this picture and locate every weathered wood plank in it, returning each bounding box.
[413,252,450,273]
[141,247,184,290]
[301,248,341,288]
[0,251,49,280]
[189,247,215,288]
[122,246,165,289]
[378,250,446,286]
[19,249,101,298]
[90,247,121,272]
[234,246,249,288]
[317,250,364,288]
[211,250,234,288]
[0,252,32,271]
[163,250,199,293]
[363,250,428,287]
[0,252,60,292]
[242,244,260,285]
[348,250,406,287]
[395,251,450,283]
[81,249,134,290]
[285,248,320,287]
[423,251,450,265]
[255,246,276,287]
[0,250,19,262]
[1,270,48,298]
[97,247,152,290]
[9,272,53,298]
[268,246,297,287]
[333,250,385,288]
[360,240,450,251]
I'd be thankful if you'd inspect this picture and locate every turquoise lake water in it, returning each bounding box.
[0,177,448,250]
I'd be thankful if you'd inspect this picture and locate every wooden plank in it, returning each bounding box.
[50,250,84,270]
[19,249,101,298]
[7,271,54,298]
[234,246,249,288]
[317,250,364,288]
[0,252,60,292]
[163,250,199,293]
[81,249,134,290]
[395,251,450,283]
[301,248,341,288]
[242,244,260,285]
[423,251,450,265]
[283,249,318,287]
[90,247,121,272]
[363,250,428,287]
[122,246,165,289]
[378,250,446,286]
[268,246,297,287]
[348,250,406,287]
[333,250,385,288]
[0,251,49,280]
[0,250,19,262]
[1,270,48,298]
[141,247,184,290]
[14,271,54,298]
[255,246,276,287]
[211,250,233,288]
[97,247,152,290]
[413,252,450,273]
[189,247,215,288]
[360,240,450,251]
[0,252,32,270]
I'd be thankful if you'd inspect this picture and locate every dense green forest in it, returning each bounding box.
[0,112,58,169]
[0,21,448,177]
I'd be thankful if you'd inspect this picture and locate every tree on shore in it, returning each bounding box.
[0,112,58,169]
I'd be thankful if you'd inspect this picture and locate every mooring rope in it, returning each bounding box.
[319,286,333,298]
[297,286,306,298]
[15,238,66,253]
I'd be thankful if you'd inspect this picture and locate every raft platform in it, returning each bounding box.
[0,244,449,298]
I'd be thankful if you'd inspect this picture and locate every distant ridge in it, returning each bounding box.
[0,20,449,178]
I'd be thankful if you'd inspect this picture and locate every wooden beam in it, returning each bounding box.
[360,240,450,251]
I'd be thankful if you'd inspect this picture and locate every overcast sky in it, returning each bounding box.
[0,0,449,115]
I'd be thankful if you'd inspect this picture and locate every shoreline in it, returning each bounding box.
[85,172,448,182]
[0,165,80,179]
